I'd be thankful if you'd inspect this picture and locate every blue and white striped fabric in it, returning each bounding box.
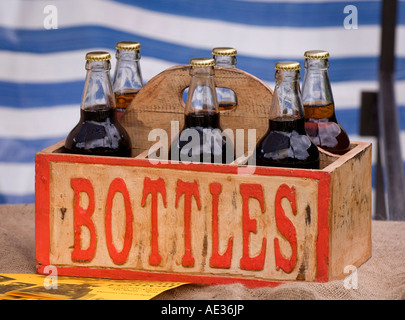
[0,0,404,205]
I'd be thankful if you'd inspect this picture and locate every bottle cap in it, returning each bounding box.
[275,61,301,71]
[304,50,330,59]
[85,51,111,61]
[211,47,237,56]
[116,41,141,51]
[189,58,215,67]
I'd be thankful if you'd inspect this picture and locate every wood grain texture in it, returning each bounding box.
[35,141,371,285]
[119,65,273,157]
[326,142,373,279]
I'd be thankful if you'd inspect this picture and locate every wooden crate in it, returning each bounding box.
[35,66,372,287]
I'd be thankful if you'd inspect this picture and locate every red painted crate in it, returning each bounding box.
[35,66,372,287]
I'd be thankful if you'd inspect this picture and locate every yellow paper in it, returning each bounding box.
[0,273,187,300]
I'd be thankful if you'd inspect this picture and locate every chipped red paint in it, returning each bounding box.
[209,182,233,269]
[105,178,134,265]
[141,177,167,266]
[274,184,298,273]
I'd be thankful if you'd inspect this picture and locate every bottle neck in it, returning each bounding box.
[213,55,236,67]
[82,60,115,110]
[112,50,143,93]
[185,66,219,115]
[270,69,304,119]
[302,58,334,107]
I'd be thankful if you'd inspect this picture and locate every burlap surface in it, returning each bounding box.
[1,204,404,300]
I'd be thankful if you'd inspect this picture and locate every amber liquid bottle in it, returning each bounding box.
[302,50,350,154]
[254,61,319,169]
[64,51,132,157]
[112,41,143,119]
[169,58,234,164]
[114,89,139,115]
[212,47,238,111]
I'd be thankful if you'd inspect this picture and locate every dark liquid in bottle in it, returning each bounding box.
[114,89,139,119]
[64,105,132,157]
[169,112,233,164]
[304,103,350,155]
[254,117,319,169]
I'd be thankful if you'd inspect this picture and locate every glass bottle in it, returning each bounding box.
[64,51,132,157]
[212,47,238,111]
[170,58,234,164]
[254,61,319,169]
[302,50,350,154]
[112,41,144,119]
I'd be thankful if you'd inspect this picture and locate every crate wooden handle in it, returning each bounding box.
[120,65,273,157]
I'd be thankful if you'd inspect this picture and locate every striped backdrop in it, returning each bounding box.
[0,0,404,207]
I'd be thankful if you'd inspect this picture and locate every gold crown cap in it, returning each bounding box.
[275,61,301,71]
[304,50,330,59]
[85,51,111,61]
[212,47,237,56]
[189,57,215,67]
[116,41,141,51]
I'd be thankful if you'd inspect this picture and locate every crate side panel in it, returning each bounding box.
[328,144,372,279]
[47,160,322,282]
